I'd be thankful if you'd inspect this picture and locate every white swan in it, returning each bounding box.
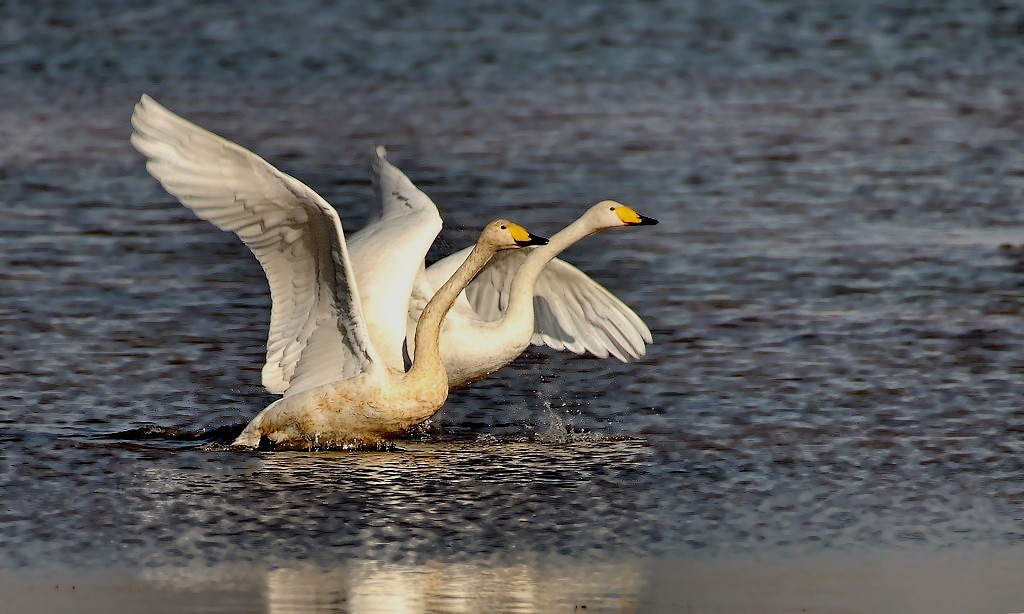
[231,219,546,449]
[131,96,548,448]
[411,199,659,386]
[362,152,657,387]
[411,200,658,388]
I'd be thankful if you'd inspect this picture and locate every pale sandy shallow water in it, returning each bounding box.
[5,548,1024,613]
[3,1,1024,612]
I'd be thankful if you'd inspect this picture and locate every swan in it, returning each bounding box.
[364,150,657,381]
[410,200,658,388]
[362,152,658,386]
[232,219,546,449]
[131,96,548,449]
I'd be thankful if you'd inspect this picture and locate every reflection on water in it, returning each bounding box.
[263,558,641,614]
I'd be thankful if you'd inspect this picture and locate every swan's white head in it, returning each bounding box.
[588,200,659,229]
[481,219,549,250]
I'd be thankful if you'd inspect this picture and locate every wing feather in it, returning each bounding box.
[345,146,443,371]
[130,94,380,395]
[457,251,653,361]
[366,145,441,223]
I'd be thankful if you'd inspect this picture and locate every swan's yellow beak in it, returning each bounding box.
[616,205,659,226]
[508,223,549,246]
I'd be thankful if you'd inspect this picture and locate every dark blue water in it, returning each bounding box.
[3,1,1024,611]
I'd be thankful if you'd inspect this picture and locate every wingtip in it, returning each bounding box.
[131,93,164,131]
[136,93,160,114]
[134,94,180,125]
[128,130,144,151]
[371,145,391,176]
[618,344,648,363]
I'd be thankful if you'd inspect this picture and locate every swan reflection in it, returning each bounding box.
[264,557,642,614]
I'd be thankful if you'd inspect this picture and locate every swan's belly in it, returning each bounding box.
[234,375,447,450]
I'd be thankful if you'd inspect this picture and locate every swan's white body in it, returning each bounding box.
[409,201,658,388]
[130,93,545,449]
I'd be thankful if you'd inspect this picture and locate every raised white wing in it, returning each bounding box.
[345,146,442,371]
[366,145,442,224]
[526,256,653,360]
[130,94,381,396]
[424,248,653,361]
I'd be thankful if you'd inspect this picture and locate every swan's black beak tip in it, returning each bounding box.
[636,214,659,226]
[517,232,549,247]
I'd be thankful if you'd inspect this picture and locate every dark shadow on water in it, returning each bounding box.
[101,422,247,445]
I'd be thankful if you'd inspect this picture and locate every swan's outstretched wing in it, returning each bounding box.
[365,145,441,224]
[345,146,442,371]
[130,94,380,396]
[525,256,653,360]
[424,248,653,361]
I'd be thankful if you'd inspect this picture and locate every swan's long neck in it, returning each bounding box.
[504,216,597,323]
[406,242,498,382]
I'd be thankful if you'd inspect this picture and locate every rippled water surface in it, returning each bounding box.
[3,1,1024,611]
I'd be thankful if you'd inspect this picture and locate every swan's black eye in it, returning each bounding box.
[609,206,616,211]
[500,225,507,229]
